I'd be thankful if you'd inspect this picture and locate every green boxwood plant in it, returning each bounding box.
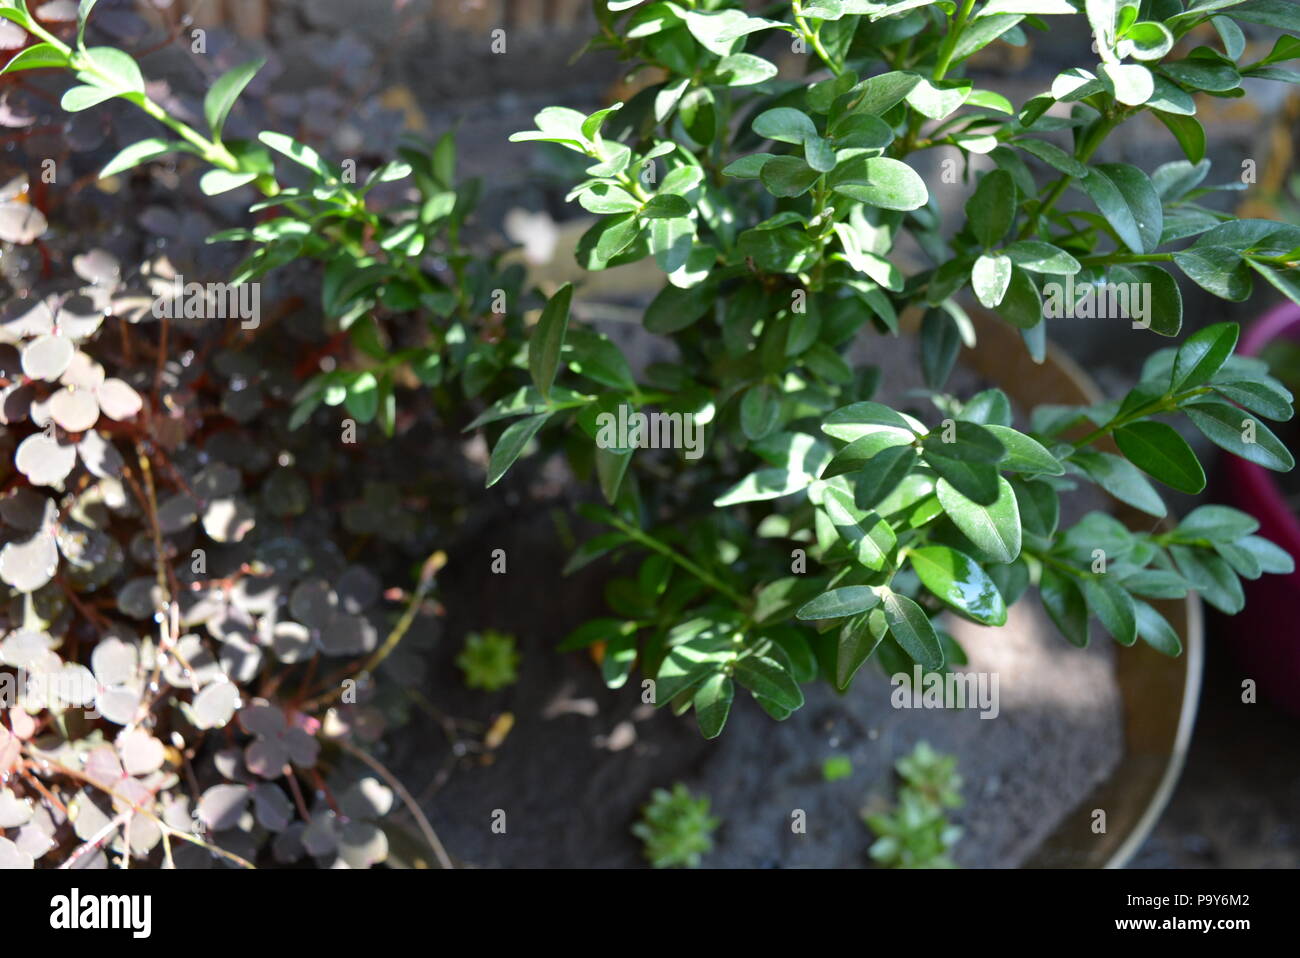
[13,0,1300,747]
[485,0,1300,736]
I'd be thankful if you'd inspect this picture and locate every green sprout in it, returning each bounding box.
[631,783,720,869]
[864,742,964,869]
[455,629,521,691]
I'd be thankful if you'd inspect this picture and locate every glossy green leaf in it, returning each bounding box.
[1040,566,1088,647]
[486,412,551,487]
[936,476,1022,563]
[880,592,944,670]
[984,425,1065,475]
[965,169,1015,247]
[693,673,734,738]
[910,545,1008,626]
[1071,450,1167,517]
[529,283,572,399]
[1114,420,1206,493]
[1171,321,1238,390]
[796,586,880,620]
[1185,401,1294,471]
[1081,575,1137,645]
[204,58,264,140]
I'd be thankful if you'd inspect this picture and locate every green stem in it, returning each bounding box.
[1069,385,1214,450]
[793,1,843,76]
[1078,252,1175,267]
[932,0,977,82]
[1017,108,1127,241]
[609,517,748,607]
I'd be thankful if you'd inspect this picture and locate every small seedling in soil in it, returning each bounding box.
[865,742,964,869]
[632,783,721,869]
[456,630,522,692]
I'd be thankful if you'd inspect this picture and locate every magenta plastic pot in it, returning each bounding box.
[1222,300,1300,717]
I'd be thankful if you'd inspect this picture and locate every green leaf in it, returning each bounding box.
[822,487,897,571]
[1101,61,1154,105]
[1114,264,1183,336]
[1171,321,1238,390]
[76,0,97,47]
[972,254,1012,308]
[343,371,379,423]
[752,107,817,144]
[835,610,887,690]
[796,586,880,620]
[486,412,551,487]
[0,42,69,74]
[920,421,1006,463]
[828,156,929,211]
[199,169,258,195]
[579,183,640,214]
[851,446,918,509]
[734,652,804,711]
[1184,401,1295,471]
[740,384,781,441]
[1173,247,1252,301]
[1016,138,1088,177]
[910,546,1008,627]
[821,431,915,480]
[843,71,921,116]
[601,629,638,689]
[1213,380,1294,421]
[1176,504,1258,543]
[1014,478,1059,537]
[61,84,117,112]
[1114,421,1206,493]
[644,281,712,334]
[715,52,778,86]
[714,468,812,506]
[821,401,915,443]
[1005,240,1081,275]
[204,58,264,140]
[1154,111,1206,165]
[1170,545,1245,614]
[694,673,734,739]
[760,156,820,197]
[1246,258,1300,308]
[98,137,183,178]
[936,476,1022,563]
[1081,163,1162,254]
[1071,450,1166,517]
[655,640,728,705]
[880,592,944,670]
[80,46,144,95]
[1230,535,1295,575]
[529,283,572,399]
[983,425,1065,475]
[258,131,332,178]
[925,456,1001,504]
[1040,566,1088,647]
[1133,600,1182,656]
[1081,575,1137,646]
[641,193,692,218]
[965,169,1015,247]
[993,266,1043,329]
